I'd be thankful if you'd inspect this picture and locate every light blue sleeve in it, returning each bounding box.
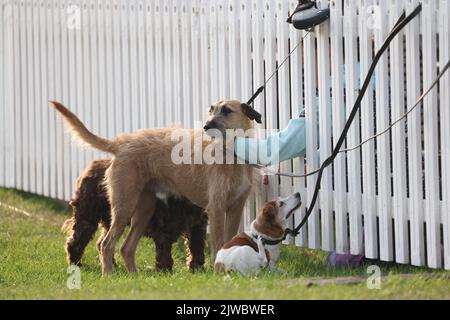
[234,63,374,166]
[234,117,306,166]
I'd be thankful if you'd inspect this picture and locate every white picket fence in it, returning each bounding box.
[0,0,449,269]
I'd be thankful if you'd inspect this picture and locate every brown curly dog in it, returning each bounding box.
[63,159,208,271]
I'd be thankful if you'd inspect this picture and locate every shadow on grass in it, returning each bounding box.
[0,187,70,216]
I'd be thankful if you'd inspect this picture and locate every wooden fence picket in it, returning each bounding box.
[374,0,393,262]
[343,0,363,255]
[330,0,348,254]
[405,0,424,266]
[422,0,441,268]
[439,0,450,270]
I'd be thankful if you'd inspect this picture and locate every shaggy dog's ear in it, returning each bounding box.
[241,103,262,124]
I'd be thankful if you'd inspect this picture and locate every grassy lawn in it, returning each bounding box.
[0,187,449,300]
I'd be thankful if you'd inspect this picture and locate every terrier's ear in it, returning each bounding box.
[261,200,278,220]
[241,103,262,124]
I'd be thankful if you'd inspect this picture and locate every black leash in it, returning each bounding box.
[250,4,423,245]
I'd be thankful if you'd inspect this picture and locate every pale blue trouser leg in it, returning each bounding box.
[234,117,307,166]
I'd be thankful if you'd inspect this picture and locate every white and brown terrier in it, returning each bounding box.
[214,192,301,275]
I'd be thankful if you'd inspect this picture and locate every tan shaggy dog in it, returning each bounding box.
[50,100,261,274]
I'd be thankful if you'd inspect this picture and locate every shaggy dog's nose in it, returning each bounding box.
[203,121,214,131]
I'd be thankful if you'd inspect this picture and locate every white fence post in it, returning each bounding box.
[75,0,86,184]
[276,0,293,245]
[343,0,363,255]
[439,0,450,270]
[406,0,425,267]
[1,0,6,188]
[217,1,229,101]
[181,0,192,127]
[359,0,378,260]
[263,0,278,201]
[240,0,256,231]
[6,0,15,188]
[289,0,307,248]
[251,0,267,210]
[389,0,409,264]
[375,0,393,262]
[68,0,78,199]
[304,27,320,249]
[317,0,333,252]
[422,0,441,268]
[190,0,201,125]
[163,0,174,125]
[47,0,56,198]
[330,0,348,254]
[200,0,211,123]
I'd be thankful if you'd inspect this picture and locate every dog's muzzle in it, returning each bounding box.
[285,192,302,219]
[203,120,217,131]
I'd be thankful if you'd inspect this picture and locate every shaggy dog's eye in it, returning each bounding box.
[279,201,285,207]
[221,106,232,115]
[209,106,214,114]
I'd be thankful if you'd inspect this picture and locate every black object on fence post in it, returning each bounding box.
[286,0,330,30]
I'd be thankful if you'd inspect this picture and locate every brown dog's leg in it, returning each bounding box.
[224,188,251,242]
[100,218,129,274]
[96,224,109,256]
[96,224,117,266]
[120,184,156,273]
[207,206,225,264]
[100,163,144,274]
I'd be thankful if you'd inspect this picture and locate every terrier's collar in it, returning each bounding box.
[249,222,285,246]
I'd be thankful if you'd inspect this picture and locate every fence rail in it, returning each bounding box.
[0,0,449,269]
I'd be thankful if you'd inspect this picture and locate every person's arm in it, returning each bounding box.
[235,117,307,166]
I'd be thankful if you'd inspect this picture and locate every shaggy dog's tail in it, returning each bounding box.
[49,101,118,154]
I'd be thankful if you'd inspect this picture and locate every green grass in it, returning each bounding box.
[0,187,449,299]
